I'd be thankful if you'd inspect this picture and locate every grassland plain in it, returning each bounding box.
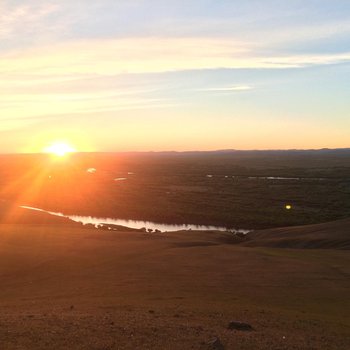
[0,150,349,349]
[1,149,350,229]
[0,216,349,349]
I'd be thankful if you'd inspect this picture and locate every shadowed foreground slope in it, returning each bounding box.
[0,213,349,349]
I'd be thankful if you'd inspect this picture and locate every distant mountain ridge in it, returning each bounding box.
[1,147,350,156]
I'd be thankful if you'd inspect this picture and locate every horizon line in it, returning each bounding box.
[1,147,350,156]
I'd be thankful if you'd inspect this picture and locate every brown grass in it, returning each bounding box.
[0,219,349,349]
[244,217,350,249]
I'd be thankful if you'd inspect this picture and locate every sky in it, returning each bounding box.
[1,0,349,153]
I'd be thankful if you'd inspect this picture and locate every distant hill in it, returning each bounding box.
[181,148,350,155]
[244,218,350,249]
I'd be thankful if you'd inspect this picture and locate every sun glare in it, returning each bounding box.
[44,142,76,157]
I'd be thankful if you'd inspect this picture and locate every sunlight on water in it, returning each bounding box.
[114,178,127,181]
[234,175,326,181]
[19,206,250,234]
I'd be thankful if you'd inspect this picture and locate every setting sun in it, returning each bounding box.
[44,142,76,157]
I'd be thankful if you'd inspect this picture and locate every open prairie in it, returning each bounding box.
[3,1,350,348]
[1,149,350,229]
[0,214,349,349]
[0,151,349,349]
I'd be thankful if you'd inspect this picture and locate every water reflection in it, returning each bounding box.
[114,177,127,181]
[19,206,250,234]
[204,175,322,180]
[238,175,325,181]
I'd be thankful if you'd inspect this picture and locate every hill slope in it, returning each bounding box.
[0,220,350,349]
[244,218,350,249]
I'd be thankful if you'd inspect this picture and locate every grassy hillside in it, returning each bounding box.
[0,219,349,349]
[245,218,350,249]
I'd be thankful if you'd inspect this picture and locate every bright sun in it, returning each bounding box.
[44,142,76,157]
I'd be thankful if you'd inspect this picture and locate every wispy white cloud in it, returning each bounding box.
[198,85,253,92]
[0,0,349,151]
[0,2,59,40]
[2,37,350,79]
[1,1,350,55]
[1,35,349,130]
[0,89,173,124]
[148,16,350,45]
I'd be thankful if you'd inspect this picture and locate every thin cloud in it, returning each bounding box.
[0,3,58,40]
[0,92,173,122]
[2,37,350,79]
[198,85,253,92]
[1,36,349,129]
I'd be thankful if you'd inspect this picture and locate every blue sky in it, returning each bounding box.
[0,0,349,152]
